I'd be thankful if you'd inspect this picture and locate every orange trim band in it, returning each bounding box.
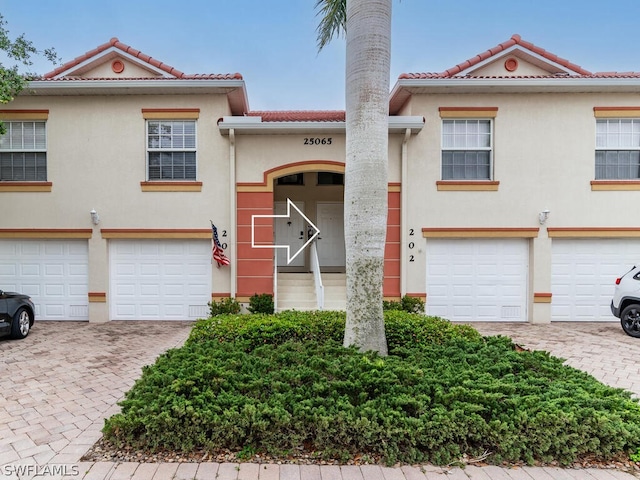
[591,180,640,191]
[0,182,52,192]
[140,181,203,192]
[88,292,107,303]
[436,181,499,191]
[0,109,49,120]
[534,292,552,303]
[0,229,92,239]
[422,228,539,238]
[548,227,640,238]
[142,108,200,119]
[101,229,211,239]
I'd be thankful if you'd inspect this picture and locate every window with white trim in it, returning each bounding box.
[146,120,196,180]
[595,119,640,179]
[0,121,47,181]
[441,119,492,180]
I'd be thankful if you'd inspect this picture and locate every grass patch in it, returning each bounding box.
[102,311,640,466]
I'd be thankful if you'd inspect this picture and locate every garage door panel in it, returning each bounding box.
[427,239,528,322]
[0,240,89,320]
[552,239,640,321]
[110,240,211,320]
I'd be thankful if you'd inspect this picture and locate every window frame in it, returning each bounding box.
[0,120,48,182]
[145,119,198,182]
[594,118,640,180]
[440,118,494,181]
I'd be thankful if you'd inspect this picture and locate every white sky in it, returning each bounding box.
[1,0,639,110]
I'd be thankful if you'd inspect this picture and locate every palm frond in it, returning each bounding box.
[314,0,346,51]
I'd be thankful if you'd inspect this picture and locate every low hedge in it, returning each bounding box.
[102,311,640,466]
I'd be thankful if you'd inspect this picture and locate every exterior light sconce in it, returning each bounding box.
[538,209,550,225]
[90,209,100,225]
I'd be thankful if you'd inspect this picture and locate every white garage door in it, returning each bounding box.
[110,240,211,320]
[426,238,528,322]
[551,239,640,321]
[0,239,89,320]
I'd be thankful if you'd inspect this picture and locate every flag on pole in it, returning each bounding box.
[211,222,230,268]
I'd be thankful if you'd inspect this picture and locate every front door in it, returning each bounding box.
[317,202,345,269]
[274,201,306,268]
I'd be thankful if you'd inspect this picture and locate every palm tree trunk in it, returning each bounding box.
[342,0,391,355]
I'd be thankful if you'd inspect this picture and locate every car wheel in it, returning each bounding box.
[621,304,640,338]
[10,307,31,339]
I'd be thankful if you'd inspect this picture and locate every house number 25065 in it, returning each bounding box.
[304,137,332,145]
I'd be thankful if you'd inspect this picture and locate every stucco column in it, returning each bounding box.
[530,231,552,324]
[88,229,109,323]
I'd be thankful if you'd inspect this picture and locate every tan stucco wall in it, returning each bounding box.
[1,93,235,320]
[401,91,640,321]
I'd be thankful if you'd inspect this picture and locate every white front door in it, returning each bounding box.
[274,201,306,268]
[109,239,211,320]
[551,238,640,321]
[426,238,528,322]
[0,239,89,320]
[317,202,345,268]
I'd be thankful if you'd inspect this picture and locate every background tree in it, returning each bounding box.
[0,14,58,133]
[316,0,391,355]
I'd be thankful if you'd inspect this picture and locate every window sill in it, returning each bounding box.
[591,180,640,191]
[436,181,499,191]
[0,182,52,192]
[140,181,202,192]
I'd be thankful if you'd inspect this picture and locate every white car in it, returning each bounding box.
[612,266,640,337]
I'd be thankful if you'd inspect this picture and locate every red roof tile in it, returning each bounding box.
[247,111,345,122]
[399,34,596,79]
[43,37,242,80]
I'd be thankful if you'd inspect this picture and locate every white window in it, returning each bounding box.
[441,119,492,180]
[146,120,196,180]
[0,121,47,181]
[595,119,640,179]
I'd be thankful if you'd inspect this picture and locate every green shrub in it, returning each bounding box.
[103,329,640,466]
[104,311,640,466]
[383,295,425,314]
[208,297,241,316]
[187,310,480,350]
[248,293,274,314]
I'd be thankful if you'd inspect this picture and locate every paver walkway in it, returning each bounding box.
[1,320,639,479]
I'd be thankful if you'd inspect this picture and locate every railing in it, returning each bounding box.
[310,240,324,310]
[273,252,278,312]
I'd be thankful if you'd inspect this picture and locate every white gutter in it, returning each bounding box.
[218,116,424,134]
[229,128,237,299]
[391,76,640,94]
[400,128,411,297]
[27,78,247,90]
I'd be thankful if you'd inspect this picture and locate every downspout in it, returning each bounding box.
[229,128,237,298]
[400,128,411,297]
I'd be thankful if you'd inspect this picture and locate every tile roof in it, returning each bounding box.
[43,37,242,80]
[399,34,596,79]
[247,111,345,122]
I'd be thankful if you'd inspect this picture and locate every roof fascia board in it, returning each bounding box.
[27,78,246,91]
[393,77,640,90]
[463,45,574,75]
[218,116,425,135]
[51,46,172,79]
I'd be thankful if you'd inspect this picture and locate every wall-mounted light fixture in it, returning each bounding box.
[538,209,550,225]
[90,209,100,225]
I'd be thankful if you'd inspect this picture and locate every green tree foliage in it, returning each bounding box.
[0,15,58,132]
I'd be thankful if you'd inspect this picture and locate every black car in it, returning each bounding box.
[0,290,35,339]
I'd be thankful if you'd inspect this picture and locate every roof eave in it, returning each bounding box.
[218,116,425,135]
[23,79,249,115]
[390,77,640,114]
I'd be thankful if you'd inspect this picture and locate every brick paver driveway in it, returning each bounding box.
[1,320,639,479]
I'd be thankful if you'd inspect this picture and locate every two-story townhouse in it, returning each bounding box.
[2,35,640,324]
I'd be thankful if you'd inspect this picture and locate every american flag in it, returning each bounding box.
[211,223,230,267]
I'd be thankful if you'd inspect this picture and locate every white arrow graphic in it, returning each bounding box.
[251,198,320,264]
